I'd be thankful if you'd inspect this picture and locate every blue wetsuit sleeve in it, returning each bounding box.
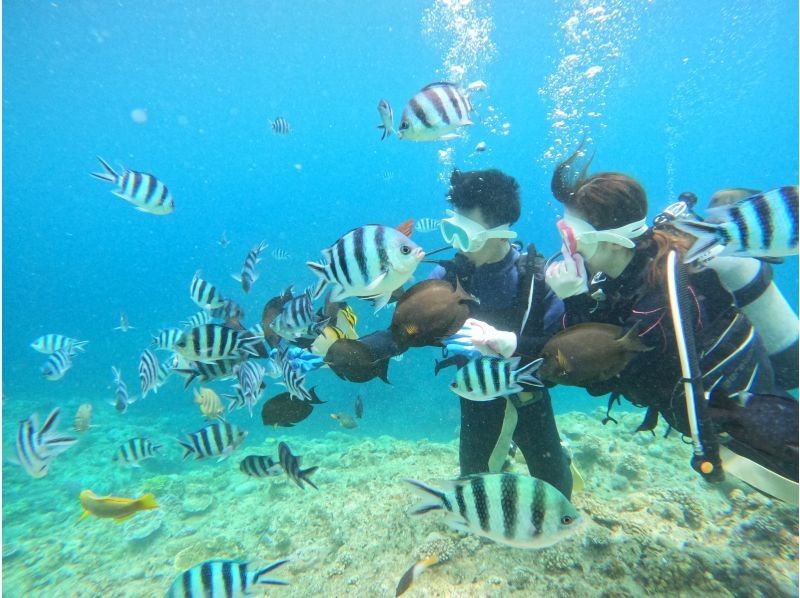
[428,265,446,280]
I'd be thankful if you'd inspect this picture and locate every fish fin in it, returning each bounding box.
[515,358,544,387]
[671,219,724,263]
[395,218,414,237]
[371,291,393,313]
[437,133,462,141]
[569,460,586,492]
[396,555,440,596]
[177,440,195,460]
[137,493,158,510]
[328,285,350,303]
[252,559,290,586]
[299,466,319,490]
[90,156,118,183]
[365,271,389,292]
[404,479,448,514]
[77,510,91,523]
[231,274,242,283]
[617,321,652,352]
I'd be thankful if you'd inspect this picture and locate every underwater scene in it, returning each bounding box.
[3,1,799,596]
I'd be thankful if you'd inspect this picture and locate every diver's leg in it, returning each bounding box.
[459,397,505,475]
[513,392,573,499]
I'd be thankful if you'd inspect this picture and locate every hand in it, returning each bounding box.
[545,244,589,298]
[445,318,518,358]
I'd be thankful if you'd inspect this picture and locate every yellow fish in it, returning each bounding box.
[194,387,223,419]
[338,305,358,334]
[78,490,158,522]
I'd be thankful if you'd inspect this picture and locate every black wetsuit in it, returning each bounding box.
[430,247,573,498]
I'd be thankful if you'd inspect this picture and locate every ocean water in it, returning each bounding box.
[2,1,798,597]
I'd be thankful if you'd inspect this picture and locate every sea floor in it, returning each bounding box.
[2,408,798,597]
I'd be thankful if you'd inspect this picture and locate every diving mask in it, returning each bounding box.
[440,209,517,253]
[558,212,649,259]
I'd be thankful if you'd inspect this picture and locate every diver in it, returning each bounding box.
[544,147,798,494]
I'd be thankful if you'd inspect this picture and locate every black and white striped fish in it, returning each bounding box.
[113,437,163,467]
[397,82,474,142]
[15,408,77,478]
[271,247,290,260]
[182,310,213,329]
[414,217,441,234]
[41,348,77,381]
[377,98,395,140]
[174,324,260,363]
[271,117,291,135]
[406,473,583,548]
[451,356,543,402]
[279,356,315,402]
[233,240,268,293]
[178,420,247,462]
[30,334,88,354]
[152,328,183,351]
[90,156,174,215]
[226,361,267,417]
[174,358,240,388]
[675,186,799,262]
[138,349,161,397]
[278,441,318,490]
[306,222,424,311]
[166,559,289,597]
[239,454,283,478]
[190,271,226,310]
[110,366,136,414]
[269,288,320,340]
[209,298,246,325]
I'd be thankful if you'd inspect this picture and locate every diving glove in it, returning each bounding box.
[545,244,589,299]
[445,318,518,358]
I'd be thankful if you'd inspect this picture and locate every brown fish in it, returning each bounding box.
[324,339,390,383]
[330,413,358,429]
[260,285,295,349]
[74,403,93,433]
[538,323,651,387]
[390,279,478,351]
[261,390,324,427]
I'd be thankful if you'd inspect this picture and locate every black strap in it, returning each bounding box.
[732,261,772,308]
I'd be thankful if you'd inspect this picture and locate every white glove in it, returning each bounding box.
[453,318,518,358]
[545,244,589,299]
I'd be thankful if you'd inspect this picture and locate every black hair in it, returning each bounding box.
[447,168,521,227]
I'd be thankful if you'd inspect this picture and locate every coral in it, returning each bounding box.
[539,545,579,573]
[507,566,534,590]
[122,510,163,543]
[583,525,613,552]
[181,494,215,516]
[655,488,705,529]
[738,512,783,541]
[413,534,459,563]
[615,455,645,480]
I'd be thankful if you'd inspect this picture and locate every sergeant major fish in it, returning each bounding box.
[377,99,395,140]
[151,328,182,351]
[190,271,226,310]
[113,437,163,467]
[278,441,319,490]
[41,348,77,381]
[15,408,77,478]
[166,559,289,597]
[271,117,291,135]
[138,349,161,397]
[413,217,441,234]
[239,454,284,478]
[397,82,474,142]
[110,366,136,414]
[174,324,260,364]
[30,334,87,355]
[225,361,267,417]
[178,420,247,462]
[451,356,543,402]
[233,240,268,293]
[90,156,174,215]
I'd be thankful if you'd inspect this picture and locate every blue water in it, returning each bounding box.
[2,1,798,593]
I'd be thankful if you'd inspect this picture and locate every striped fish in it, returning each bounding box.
[225,361,267,417]
[166,559,289,597]
[178,420,247,462]
[41,348,77,381]
[414,217,441,234]
[182,310,213,329]
[271,117,291,135]
[113,437,162,467]
[174,358,240,388]
[278,441,318,490]
[451,356,543,402]
[306,223,424,311]
[209,298,246,327]
[397,82,474,142]
[239,454,283,478]
[406,473,583,549]
[90,156,174,215]
[138,349,160,397]
[233,240,268,293]
[30,334,87,355]
[190,271,226,310]
[110,366,136,414]
[174,324,260,364]
[377,98,395,140]
[279,355,315,402]
[675,186,799,262]
[271,247,290,260]
[270,288,321,340]
[152,328,183,351]
[15,408,77,478]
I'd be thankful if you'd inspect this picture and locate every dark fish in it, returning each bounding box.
[261,390,324,427]
[261,286,295,349]
[324,338,390,383]
[278,441,318,490]
[354,395,363,419]
[538,323,651,387]
[239,454,283,478]
[708,390,799,465]
[271,117,291,135]
[166,559,289,597]
[390,279,478,351]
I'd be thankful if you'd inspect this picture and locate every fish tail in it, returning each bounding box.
[253,558,290,586]
[671,219,724,262]
[137,493,158,510]
[396,555,440,596]
[90,156,118,183]
[515,357,544,387]
[177,440,195,460]
[404,479,447,515]
[299,466,319,490]
[306,265,329,300]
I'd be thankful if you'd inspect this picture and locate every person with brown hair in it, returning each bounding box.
[544,147,798,491]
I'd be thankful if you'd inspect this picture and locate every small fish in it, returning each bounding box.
[413,218,441,234]
[41,348,77,381]
[218,231,231,248]
[78,489,158,522]
[405,473,583,548]
[209,298,246,327]
[233,240,268,293]
[174,324,260,364]
[138,349,160,397]
[190,271,226,310]
[396,555,440,597]
[182,310,213,329]
[176,358,239,388]
[110,366,136,414]
[239,454,284,478]
[377,99,395,140]
[271,247,290,260]
[474,140,487,153]
[113,437,163,467]
[73,403,93,433]
[354,395,364,419]
[278,441,318,490]
[466,79,488,91]
[151,328,182,351]
[451,356,543,402]
[307,223,424,311]
[271,117,291,135]
[261,390,324,428]
[166,559,289,597]
[225,361,267,417]
[15,408,77,478]
[90,156,174,215]
[309,324,347,357]
[30,334,87,355]
[278,355,316,402]
[674,186,799,262]
[269,288,322,341]
[397,82,474,142]
[178,420,247,462]
[113,312,134,332]
[194,387,225,419]
[324,338,390,384]
[330,412,357,429]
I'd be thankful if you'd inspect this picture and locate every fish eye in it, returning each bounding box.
[561,515,575,525]
[450,382,457,388]
[400,245,411,255]
[399,120,408,130]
